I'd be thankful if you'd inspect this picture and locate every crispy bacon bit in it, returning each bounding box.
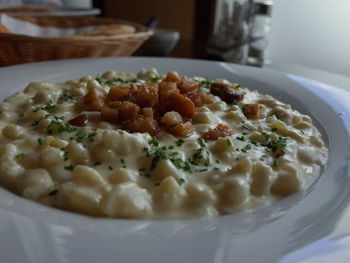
[163,72,181,84]
[123,116,159,136]
[170,94,196,118]
[203,124,235,140]
[117,101,140,122]
[142,107,154,118]
[84,87,105,111]
[210,82,244,104]
[106,86,130,101]
[158,81,180,99]
[83,88,100,104]
[81,72,220,137]
[134,84,158,107]
[188,93,214,107]
[68,114,88,126]
[160,111,183,126]
[108,101,123,108]
[101,107,118,122]
[178,80,198,94]
[243,104,263,120]
[85,100,104,111]
[168,121,193,138]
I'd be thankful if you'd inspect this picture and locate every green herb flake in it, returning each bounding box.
[148,137,159,147]
[88,131,97,138]
[108,166,113,170]
[263,136,288,152]
[261,132,270,139]
[33,100,56,112]
[61,149,69,161]
[120,159,127,168]
[93,161,101,166]
[236,136,245,141]
[37,138,43,145]
[46,116,77,134]
[59,89,76,102]
[197,79,212,89]
[197,137,207,147]
[176,139,185,146]
[226,138,232,146]
[178,178,186,185]
[49,189,59,196]
[64,164,74,170]
[31,121,39,126]
[75,132,87,142]
[15,153,24,159]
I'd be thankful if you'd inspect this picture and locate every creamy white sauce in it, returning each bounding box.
[0,69,328,219]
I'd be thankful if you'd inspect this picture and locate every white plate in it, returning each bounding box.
[0,57,349,263]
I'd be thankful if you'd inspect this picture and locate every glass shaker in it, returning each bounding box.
[246,0,273,66]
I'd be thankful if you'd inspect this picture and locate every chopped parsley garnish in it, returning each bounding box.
[236,136,245,141]
[263,136,288,152]
[138,168,151,177]
[31,121,39,126]
[273,159,279,167]
[58,89,76,102]
[176,139,185,146]
[143,138,212,173]
[226,138,232,146]
[74,132,88,142]
[15,153,24,159]
[197,79,212,89]
[271,127,277,132]
[49,189,59,196]
[148,76,162,83]
[108,166,113,170]
[88,131,97,138]
[46,116,77,134]
[64,164,74,170]
[192,139,210,167]
[61,149,69,161]
[178,178,186,185]
[261,132,270,140]
[95,76,155,86]
[197,137,207,148]
[93,161,101,166]
[37,137,43,145]
[33,100,56,112]
[120,158,127,168]
[148,137,159,147]
[240,144,251,153]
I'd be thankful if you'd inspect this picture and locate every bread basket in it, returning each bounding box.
[0,15,153,66]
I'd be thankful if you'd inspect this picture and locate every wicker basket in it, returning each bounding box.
[0,16,153,66]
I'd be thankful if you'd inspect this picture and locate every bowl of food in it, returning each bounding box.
[0,57,348,263]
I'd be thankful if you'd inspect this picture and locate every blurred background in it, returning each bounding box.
[92,0,349,76]
[1,0,349,82]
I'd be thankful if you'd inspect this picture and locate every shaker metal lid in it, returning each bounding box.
[254,1,273,16]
